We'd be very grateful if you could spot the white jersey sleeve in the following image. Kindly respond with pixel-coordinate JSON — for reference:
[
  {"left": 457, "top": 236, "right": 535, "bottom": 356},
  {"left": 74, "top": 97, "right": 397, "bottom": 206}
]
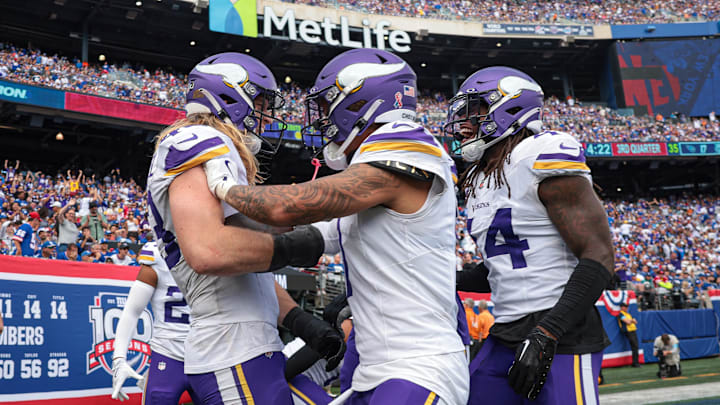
[
  {"left": 525, "top": 130, "right": 591, "bottom": 182},
  {"left": 312, "top": 219, "right": 341, "bottom": 255},
  {"left": 350, "top": 121, "right": 458, "bottom": 188}
]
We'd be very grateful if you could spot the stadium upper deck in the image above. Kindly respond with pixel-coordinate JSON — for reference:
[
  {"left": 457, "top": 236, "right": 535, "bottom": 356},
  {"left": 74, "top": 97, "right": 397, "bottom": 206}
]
[{"left": 278, "top": 0, "right": 720, "bottom": 25}]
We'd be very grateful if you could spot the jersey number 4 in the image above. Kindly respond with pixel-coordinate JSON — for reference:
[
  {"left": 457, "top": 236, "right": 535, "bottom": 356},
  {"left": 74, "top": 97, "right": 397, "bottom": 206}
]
[{"left": 485, "top": 208, "right": 529, "bottom": 269}]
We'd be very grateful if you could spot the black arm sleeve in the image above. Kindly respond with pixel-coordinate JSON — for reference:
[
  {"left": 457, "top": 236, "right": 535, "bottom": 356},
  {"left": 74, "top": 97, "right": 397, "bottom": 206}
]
[
  {"left": 456, "top": 262, "right": 491, "bottom": 293},
  {"left": 269, "top": 225, "right": 325, "bottom": 271},
  {"left": 537, "top": 258, "right": 613, "bottom": 340},
  {"left": 284, "top": 344, "right": 321, "bottom": 381}
]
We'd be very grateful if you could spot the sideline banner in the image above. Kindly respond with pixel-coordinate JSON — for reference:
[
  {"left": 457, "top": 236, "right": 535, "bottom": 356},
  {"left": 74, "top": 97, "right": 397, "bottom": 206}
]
[
  {"left": 459, "top": 290, "right": 720, "bottom": 368},
  {"left": 64, "top": 92, "right": 185, "bottom": 126},
  {"left": 0, "top": 256, "right": 146, "bottom": 404}
]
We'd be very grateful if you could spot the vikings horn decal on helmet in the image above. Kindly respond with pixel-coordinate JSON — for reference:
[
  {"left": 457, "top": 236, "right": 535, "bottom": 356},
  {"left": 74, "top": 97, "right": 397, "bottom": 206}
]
[
  {"left": 185, "top": 52, "right": 287, "bottom": 156},
  {"left": 443, "top": 66, "right": 544, "bottom": 162},
  {"left": 303, "top": 49, "right": 418, "bottom": 171}
]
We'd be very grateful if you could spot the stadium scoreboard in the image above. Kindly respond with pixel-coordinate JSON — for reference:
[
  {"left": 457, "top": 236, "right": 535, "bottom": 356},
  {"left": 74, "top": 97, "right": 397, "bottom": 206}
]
[{"left": 582, "top": 142, "right": 720, "bottom": 158}]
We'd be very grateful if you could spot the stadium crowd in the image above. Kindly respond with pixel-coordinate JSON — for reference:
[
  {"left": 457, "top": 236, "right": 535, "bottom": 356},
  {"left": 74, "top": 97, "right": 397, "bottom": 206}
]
[
  {"left": 0, "top": 160, "right": 148, "bottom": 266},
  {"left": 279, "top": 0, "right": 720, "bottom": 25},
  {"left": 2, "top": 43, "right": 720, "bottom": 144},
  {"left": 1, "top": 159, "right": 718, "bottom": 307}
]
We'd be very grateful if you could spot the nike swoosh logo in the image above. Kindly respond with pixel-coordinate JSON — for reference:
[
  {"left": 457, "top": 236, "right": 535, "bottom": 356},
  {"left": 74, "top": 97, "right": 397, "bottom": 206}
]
[
  {"left": 224, "top": 160, "right": 232, "bottom": 173},
  {"left": 392, "top": 122, "right": 413, "bottom": 129},
  {"left": 559, "top": 142, "right": 578, "bottom": 151},
  {"left": 518, "top": 339, "right": 531, "bottom": 359},
  {"left": 178, "top": 134, "right": 198, "bottom": 144}
]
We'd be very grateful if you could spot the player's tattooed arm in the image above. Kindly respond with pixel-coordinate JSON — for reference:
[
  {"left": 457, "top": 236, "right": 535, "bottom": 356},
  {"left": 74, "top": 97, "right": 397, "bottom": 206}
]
[
  {"left": 224, "top": 163, "right": 408, "bottom": 226},
  {"left": 538, "top": 175, "right": 614, "bottom": 272}
]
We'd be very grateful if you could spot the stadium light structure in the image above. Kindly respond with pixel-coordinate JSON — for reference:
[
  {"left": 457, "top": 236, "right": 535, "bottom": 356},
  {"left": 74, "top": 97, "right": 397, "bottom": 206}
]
[
  {"left": 55, "top": 132, "right": 64, "bottom": 141},
  {"left": 284, "top": 76, "right": 292, "bottom": 84}
]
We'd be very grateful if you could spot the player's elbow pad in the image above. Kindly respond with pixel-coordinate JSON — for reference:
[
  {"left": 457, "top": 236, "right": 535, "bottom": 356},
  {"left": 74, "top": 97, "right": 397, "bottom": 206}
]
[
  {"left": 457, "top": 262, "right": 491, "bottom": 293},
  {"left": 269, "top": 225, "right": 325, "bottom": 271}
]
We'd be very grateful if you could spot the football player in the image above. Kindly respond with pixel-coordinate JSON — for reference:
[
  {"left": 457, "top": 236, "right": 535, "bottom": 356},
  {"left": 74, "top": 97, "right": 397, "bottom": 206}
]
[
  {"left": 146, "top": 52, "right": 344, "bottom": 404},
  {"left": 111, "top": 241, "right": 200, "bottom": 404},
  {"left": 446, "top": 67, "right": 614, "bottom": 404},
  {"left": 203, "top": 48, "right": 469, "bottom": 405}
]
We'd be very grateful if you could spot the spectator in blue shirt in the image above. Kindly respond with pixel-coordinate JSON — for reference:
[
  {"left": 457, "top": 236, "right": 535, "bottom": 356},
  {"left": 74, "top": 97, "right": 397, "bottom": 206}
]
[
  {"left": 327, "top": 254, "right": 345, "bottom": 273},
  {"left": 12, "top": 211, "right": 41, "bottom": 256},
  {"left": 81, "top": 243, "right": 105, "bottom": 263},
  {"left": 35, "top": 241, "right": 57, "bottom": 259},
  {"left": 58, "top": 243, "right": 80, "bottom": 261}
]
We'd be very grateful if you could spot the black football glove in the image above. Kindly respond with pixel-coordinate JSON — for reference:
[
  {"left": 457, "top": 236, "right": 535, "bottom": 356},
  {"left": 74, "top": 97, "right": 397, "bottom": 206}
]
[
  {"left": 323, "top": 293, "right": 351, "bottom": 330},
  {"left": 507, "top": 327, "right": 558, "bottom": 400},
  {"left": 282, "top": 307, "right": 345, "bottom": 372}
]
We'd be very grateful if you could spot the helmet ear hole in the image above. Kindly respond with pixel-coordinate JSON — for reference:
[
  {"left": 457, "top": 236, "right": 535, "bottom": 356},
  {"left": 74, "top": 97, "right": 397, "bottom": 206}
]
[
  {"left": 346, "top": 100, "right": 367, "bottom": 112},
  {"left": 506, "top": 106, "right": 522, "bottom": 115},
  {"left": 219, "top": 94, "right": 238, "bottom": 105}
]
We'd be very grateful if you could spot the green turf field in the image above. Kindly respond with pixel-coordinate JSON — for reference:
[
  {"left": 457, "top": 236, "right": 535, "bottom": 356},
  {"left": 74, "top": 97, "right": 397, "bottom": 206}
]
[
  {"left": 652, "top": 397, "right": 720, "bottom": 405},
  {"left": 599, "top": 356, "right": 720, "bottom": 395}
]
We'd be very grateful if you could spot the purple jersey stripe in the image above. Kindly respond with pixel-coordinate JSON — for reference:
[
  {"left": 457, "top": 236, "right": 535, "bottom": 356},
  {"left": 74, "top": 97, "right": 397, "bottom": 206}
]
[
  {"left": 337, "top": 218, "right": 352, "bottom": 297},
  {"left": 536, "top": 151, "right": 586, "bottom": 163},
  {"left": 367, "top": 127, "right": 437, "bottom": 146},
  {"left": 164, "top": 136, "right": 224, "bottom": 171},
  {"left": 455, "top": 293, "right": 471, "bottom": 345}
]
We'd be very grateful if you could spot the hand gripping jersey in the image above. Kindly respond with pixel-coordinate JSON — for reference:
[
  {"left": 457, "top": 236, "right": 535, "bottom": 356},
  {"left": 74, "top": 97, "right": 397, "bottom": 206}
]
[
  {"left": 137, "top": 241, "right": 190, "bottom": 361},
  {"left": 466, "top": 131, "right": 591, "bottom": 324},
  {"left": 315, "top": 121, "right": 468, "bottom": 404},
  {"left": 146, "top": 125, "right": 282, "bottom": 374}
]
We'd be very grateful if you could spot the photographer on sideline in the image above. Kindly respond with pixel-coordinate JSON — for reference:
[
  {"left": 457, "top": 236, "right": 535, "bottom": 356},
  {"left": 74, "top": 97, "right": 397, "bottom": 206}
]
[{"left": 654, "top": 333, "right": 681, "bottom": 378}]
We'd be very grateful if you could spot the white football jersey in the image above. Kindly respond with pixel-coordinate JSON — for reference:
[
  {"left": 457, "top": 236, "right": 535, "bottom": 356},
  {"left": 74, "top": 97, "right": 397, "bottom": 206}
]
[
  {"left": 315, "top": 121, "right": 468, "bottom": 404},
  {"left": 466, "top": 130, "right": 592, "bottom": 324},
  {"left": 137, "top": 241, "right": 189, "bottom": 362},
  {"left": 147, "top": 124, "right": 282, "bottom": 374}
]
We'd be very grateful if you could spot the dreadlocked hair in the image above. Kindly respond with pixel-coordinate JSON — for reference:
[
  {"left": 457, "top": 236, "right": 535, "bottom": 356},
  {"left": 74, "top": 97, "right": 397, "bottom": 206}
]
[
  {"left": 460, "top": 128, "right": 533, "bottom": 199},
  {"left": 156, "top": 113, "right": 262, "bottom": 185}
]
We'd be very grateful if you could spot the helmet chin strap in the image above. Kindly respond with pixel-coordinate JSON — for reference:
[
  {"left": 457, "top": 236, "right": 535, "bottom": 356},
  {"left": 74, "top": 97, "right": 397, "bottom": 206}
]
[{"left": 324, "top": 99, "right": 384, "bottom": 170}]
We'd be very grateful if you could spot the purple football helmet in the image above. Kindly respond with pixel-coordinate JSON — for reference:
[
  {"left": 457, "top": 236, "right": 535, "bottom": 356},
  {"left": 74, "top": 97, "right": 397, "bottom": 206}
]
[
  {"left": 303, "top": 48, "right": 417, "bottom": 170},
  {"left": 444, "top": 66, "right": 544, "bottom": 162},
  {"left": 185, "top": 52, "right": 286, "bottom": 155}
]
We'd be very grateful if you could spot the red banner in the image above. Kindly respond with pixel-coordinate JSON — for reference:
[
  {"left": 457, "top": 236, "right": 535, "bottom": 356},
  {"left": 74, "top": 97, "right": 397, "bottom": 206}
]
[{"left": 64, "top": 92, "right": 185, "bottom": 125}]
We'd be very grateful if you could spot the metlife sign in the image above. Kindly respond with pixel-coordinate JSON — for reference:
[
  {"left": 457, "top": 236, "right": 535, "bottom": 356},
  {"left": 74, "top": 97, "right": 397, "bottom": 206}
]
[{"left": 209, "top": 0, "right": 412, "bottom": 53}]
